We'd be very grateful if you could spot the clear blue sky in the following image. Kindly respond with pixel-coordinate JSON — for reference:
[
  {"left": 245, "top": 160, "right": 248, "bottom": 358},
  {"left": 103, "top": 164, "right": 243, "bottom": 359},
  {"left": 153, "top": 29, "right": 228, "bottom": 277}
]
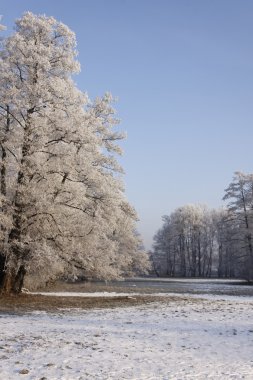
[{"left": 2, "top": 1, "right": 253, "bottom": 249}]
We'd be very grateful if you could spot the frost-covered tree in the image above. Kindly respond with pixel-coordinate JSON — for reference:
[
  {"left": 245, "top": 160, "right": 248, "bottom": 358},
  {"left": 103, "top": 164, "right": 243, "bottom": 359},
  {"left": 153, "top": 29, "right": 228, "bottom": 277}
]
[
  {"left": 152, "top": 205, "right": 227, "bottom": 278},
  {"left": 152, "top": 172, "right": 253, "bottom": 280},
  {"left": 112, "top": 201, "right": 150, "bottom": 276},
  {"left": 0, "top": 12, "right": 85, "bottom": 292},
  {"left": 213, "top": 208, "right": 237, "bottom": 278},
  {"left": 223, "top": 172, "right": 253, "bottom": 279},
  {"left": 152, "top": 205, "right": 216, "bottom": 277},
  {"left": 0, "top": 12, "right": 149, "bottom": 293},
  {"left": 0, "top": 16, "right": 8, "bottom": 286}
]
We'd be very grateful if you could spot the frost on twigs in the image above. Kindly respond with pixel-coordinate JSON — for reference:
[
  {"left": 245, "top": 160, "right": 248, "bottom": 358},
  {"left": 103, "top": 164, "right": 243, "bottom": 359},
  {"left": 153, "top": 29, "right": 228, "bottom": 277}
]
[
  {"left": 0, "top": 12, "right": 150, "bottom": 293},
  {"left": 152, "top": 171, "right": 253, "bottom": 280},
  {"left": 0, "top": 16, "right": 6, "bottom": 32}
]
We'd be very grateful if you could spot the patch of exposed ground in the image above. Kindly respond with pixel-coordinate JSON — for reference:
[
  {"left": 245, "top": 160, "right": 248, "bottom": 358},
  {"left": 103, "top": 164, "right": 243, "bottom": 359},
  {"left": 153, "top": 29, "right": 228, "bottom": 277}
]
[{"left": 0, "top": 293, "right": 174, "bottom": 313}]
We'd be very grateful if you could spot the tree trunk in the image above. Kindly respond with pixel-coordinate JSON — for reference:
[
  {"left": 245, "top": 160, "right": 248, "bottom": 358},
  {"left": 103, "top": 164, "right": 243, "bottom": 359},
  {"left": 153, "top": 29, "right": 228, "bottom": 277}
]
[
  {"left": 2, "top": 113, "right": 33, "bottom": 294},
  {"left": 0, "top": 254, "right": 6, "bottom": 287},
  {"left": 1, "top": 270, "right": 16, "bottom": 294},
  {"left": 1, "top": 265, "right": 26, "bottom": 294},
  {"left": 0, "top": 106, "right": 10, "bottom": 290},
  {"left": 197, "top": 233, "right": 201, "bottom": 277}
]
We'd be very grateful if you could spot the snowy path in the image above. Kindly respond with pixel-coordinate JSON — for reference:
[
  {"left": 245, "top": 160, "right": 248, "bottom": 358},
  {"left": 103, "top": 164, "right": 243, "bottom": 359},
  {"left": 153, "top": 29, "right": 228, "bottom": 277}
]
[{"left": 0, "top": 294, "right": 253, "bottom": 379}]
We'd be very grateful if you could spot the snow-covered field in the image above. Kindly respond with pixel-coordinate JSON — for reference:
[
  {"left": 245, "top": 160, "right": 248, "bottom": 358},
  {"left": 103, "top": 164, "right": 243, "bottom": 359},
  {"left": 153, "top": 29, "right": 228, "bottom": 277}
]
[{"left": 0, "top": 293, "right": 253, "bottom": 380}]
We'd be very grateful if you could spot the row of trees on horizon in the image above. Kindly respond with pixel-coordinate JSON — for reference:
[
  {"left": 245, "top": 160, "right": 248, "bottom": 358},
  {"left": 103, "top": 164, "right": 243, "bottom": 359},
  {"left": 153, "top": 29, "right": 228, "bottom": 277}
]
[{"left": 151, "top": 172, "right": 253, "bottom": 280}]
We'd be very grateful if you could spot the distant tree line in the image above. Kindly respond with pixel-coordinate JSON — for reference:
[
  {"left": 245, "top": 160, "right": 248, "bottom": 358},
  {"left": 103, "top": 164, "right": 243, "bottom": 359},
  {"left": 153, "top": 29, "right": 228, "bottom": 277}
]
[{"left": 151, "top": 172, "right": 253, "bottom": 280}]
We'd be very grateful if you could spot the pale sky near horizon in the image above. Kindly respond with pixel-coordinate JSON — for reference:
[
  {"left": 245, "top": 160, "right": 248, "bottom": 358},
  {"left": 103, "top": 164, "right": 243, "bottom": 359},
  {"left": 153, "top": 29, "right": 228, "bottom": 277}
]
[{"left": 1, "top": 0, "right": 253, "bottom": 249}]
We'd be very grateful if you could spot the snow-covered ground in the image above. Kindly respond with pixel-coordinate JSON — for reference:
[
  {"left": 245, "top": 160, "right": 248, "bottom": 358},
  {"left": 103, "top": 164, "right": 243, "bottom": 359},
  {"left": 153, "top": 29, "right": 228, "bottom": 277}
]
[{"left": 0, "top": 293, "right": 253, "bottom": 380}]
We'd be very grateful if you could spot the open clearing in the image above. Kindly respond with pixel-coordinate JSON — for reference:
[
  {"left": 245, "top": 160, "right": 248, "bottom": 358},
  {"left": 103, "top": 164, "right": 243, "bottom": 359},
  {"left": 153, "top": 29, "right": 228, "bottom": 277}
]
[{"left": 0, "top": 283, "right": 253, "bottom": 380}]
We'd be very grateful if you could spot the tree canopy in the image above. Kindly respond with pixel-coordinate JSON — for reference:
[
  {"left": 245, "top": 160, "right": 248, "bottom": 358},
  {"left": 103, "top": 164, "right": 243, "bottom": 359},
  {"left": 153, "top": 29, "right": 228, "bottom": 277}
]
[{"left": 0, "top": 12, "right": 150, "bottom": 293}]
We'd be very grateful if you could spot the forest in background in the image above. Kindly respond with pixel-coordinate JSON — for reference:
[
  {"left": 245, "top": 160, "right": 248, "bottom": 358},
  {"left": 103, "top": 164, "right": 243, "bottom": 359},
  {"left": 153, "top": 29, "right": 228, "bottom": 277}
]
[{"left": 151, "top": 172, "right": 253, "bottom": 280}]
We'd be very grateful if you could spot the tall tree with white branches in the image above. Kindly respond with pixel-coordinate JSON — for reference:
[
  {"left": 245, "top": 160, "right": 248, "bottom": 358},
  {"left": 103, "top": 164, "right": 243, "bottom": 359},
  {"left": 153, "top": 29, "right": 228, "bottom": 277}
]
[{"left": 0, "top": 13, "right": 149, "bottom": 293}]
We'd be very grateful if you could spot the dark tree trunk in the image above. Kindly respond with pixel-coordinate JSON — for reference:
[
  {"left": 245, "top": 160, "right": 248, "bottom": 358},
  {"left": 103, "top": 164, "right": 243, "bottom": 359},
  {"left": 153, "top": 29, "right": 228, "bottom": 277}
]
[
  {"left": 0, "top": 107, "right": 10, "bottom": 290},
  {"left": 191, "top": 248, "right": 196, "bottom": 277},
  {"left": 0, "top": 254, "right": 6, "bottom": 287},
  {"left": 1, "top": 105, "right": 10, "bottom": 196},
  {"left": 1, "top": 265, "right": 26, "bottom": 294},
  {"left": 1, "top": 113, "right": 33, "bottom": 295}
]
